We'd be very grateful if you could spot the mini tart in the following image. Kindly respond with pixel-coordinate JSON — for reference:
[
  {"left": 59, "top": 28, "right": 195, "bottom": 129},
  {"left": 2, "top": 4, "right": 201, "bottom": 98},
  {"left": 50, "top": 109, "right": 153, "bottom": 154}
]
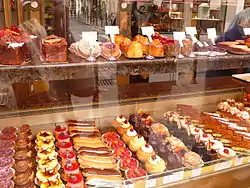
[
  {"left": 54, "top": 125, "right": 67, "bottom": 138},
  {"left": 151, "top": 123, "right": 170, "bottom": 137},
  {"left": 128, "top": 135, "right": 146, "bottom": 152},
  {"left": 37, "top": 131, "right": 54, "bottom": 142},
  {"left": 56, "top": 142, "right": 73, "bottom": 154},
  {"left": 145, "top": 155, "right": 166, "bottom": 174},
  {"left": 63, "top": 161, "right": 80, "bottom": 174},
  {"left": 37, "top": 149, "right": 57, "bottom": 160},
  {"left": 117, "top": 120, "right": 132, "bottom": 136},
  {"left": 57, "top": 133, "right": 70, "bottom": 143},
  {"left": 13, "top": 171, "right": 30, "bottom": 186},
  {"left": 182, "top": 151, "right": 203, "bottom": 168},
  {"left": 14, "top": 160, "right": 30, "bottom": 173},
  {"left": 40, "top": 179, "right": 64, "bottom": 188},
  {"left": 122, "top": 128, "right": 137, "bottom": 145},
  {"left": 36, "top": 139, "right": 55, "bottom": 149},
  {"left": 36, "top": 169, "right": 60, "bottom": 182},
  {"left": 15, "top": 139, "right": 31, "bottom": 150},
  {"left": 118, "top": 157, "right": 139, "bottom": 171},
  {"left": 60, "top": 150, "right": 76, "bottom": 166},
  {"left": 0, "top": 180, "right": 14, "bottom": 188},
  {"left": 37, "top": 158, "right": 59, "bottom": 171},
  {"left": 218, "top": 147, "right": 236, "bottom": 159},
  {"left": 66, "top": 173, "right": 84, "bottom": 188},
  {"left": 102, "top": 132, "right": 120, "bottom": 144},
  {"left": 136, "top": 144, "right": 155, "bottom": 162}
]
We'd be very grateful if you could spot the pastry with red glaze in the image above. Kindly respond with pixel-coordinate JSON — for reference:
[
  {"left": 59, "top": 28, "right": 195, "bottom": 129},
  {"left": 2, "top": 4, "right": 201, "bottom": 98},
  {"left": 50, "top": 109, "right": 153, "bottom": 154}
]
[
  {"left": 0, "top": 167, "right": 15, "bottom": 180},
  {"left": 136, "top": 143, "right": 155, "bottom": 162},
  {"left": 0, "top": 180, "right": 14, "bottom": 188},
  {"left": 108, "top": 139, "right": 125, "bottom": 150},
  {"left": 101, "top": 42, "right": 121, "bottom": 60},
  {"left": 122, "top": 128, "right": 138, "bottom": 145},
  {"left": 63, "top": 161, "right": 80, "bottom": 175},
  {"left": 218, "top": 147, "right": 236, "bottom": 159},
  {"left": 54, "top": 125, "right": 67, "bottom": 138},
  {"left": 57, "top": 142, "right": 73, "bottom": 154},
  {"left": 2, "top": 127, "right": 17, "bottom": 135},
  {"left": 60, "top": 150, "right": 76, "bottom": 166},
  {"left": 102, "top": 132, "right": 120, "bottom": 144},
  {"left": 113, "top": 147, "right": 132, "bottom": 160},
  {"left": 66, "top": 173, "right": 84, "bottom": 188},
  {"left": 118, "top": 157, "right": 139, "bottom": 171},
  {"left": 57, "top": 133, "right": 70, "bottom": 143},
  {"left": 125, "top": 167, "right": 147, "bottom": 180}
]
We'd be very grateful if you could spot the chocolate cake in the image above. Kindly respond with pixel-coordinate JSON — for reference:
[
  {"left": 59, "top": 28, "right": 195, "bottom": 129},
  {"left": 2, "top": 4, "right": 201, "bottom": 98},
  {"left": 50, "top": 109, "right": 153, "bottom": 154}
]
[{"left": 42, "top": 35, "right": 67, "bottom": 62}]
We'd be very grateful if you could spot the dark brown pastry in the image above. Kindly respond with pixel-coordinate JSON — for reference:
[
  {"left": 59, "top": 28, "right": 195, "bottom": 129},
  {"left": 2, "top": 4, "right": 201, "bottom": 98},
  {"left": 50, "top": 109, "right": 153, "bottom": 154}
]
[{"left": 15, "top": 139, "right": 31, "bottom": 150}]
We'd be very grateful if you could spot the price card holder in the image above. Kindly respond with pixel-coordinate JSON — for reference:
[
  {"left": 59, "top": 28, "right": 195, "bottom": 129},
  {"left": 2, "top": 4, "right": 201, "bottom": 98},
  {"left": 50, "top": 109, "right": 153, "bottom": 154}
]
[
  {"left": 105, "top": 26, "right": 119, "bottom": 43},
  {"left": 145, "top": 178, "right": 156, "bottom": 188},
  {"left": 243, "top": 28, "right": 250, "bottom": 35},
  {"left": 163, "top": 170, "right": 184, "bottom": 184},
  {"left": 185, "top": 27, "right": 197, "bottom": 36},
  {"left": 124, "top": 183, "right": 135, "bottom": 188},
  {"left": 191, "top": 168, "right": 202, "bottom": 178},
  {"left": 191, "top": 36, "right": 203, "bottom": 47},
  {"left": 141, "top": 26, "right": 155, "bottom": 42},
  {"left": 173, "top": 32, "right": 186, "bottom": 47},
  {"left": 215, "top": 160, "right": 232, "bottom": 171},
  {"left": 82, "top": 31, "right": 97, "bottom": 47},
  {"left": 235, "top": 157, "right": 244, "bottom": 166},
  {"left": 207, "top": 28, "right": 217, "bottom": 45}
]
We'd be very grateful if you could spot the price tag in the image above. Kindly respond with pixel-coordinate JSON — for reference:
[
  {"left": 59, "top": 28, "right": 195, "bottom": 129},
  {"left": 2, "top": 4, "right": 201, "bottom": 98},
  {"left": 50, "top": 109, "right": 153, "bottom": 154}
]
[
  {"left": 207, "top": 28, "right": 217, "bottom": 45},
  {"left": 215, "top": 160, "right": 232, "bottom": 171},
  {"left": 185, "top": 27, "right": 197, "bottom": 36},
  {"left": 124, "top": 183, "right": 135, "bottom": 188},
  {"left": 243, "top": 28, "right": 250, "bottom": 35},
  {"left": 105, "top": 26, "right": 119, "bottom": 43},
  {"left": 145, "top": 178, "right": 156, "bottom": 188},
  {"left": 82, "top": 31, "right": 97, "bottom": 41},
  {"left": 141, "top": 26, "right": 155, "bottom": 42},
  {"left": 173, "top": 32, "right": 186, "bottom": 47},
  {"left": 153, "top": 0, "right": 162, "bottom": 7},
  {"left": 191, "top": 168, "right": 202, "bottom": 177},
  {"left": 191, "top": 36, "right": 203, "bottom": 47},
  {"left": 163, "top": 170, "right": 184, "bottom": 184},
  {"left": 235, "top": 157, "right": 244, "bottom": 166}
]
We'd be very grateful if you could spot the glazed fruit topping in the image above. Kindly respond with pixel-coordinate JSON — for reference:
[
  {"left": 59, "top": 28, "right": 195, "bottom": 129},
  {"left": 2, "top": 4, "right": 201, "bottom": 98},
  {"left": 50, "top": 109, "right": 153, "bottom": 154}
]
[
  {"left": 55, "top": 125, "right": 66, "bottom": 132},
  {"left": 152, "top": 155, "right": 157, "bottom": 160},
  {"left": 127, "top": 167, "right": 147, "bottom": 179},
  {"left": 119, "top": 115, "right": 123, "bottom": 119},
  {"left": 58, "top": 142, "right": 72, "bottom": 148},
  {"left": 58, "top": 133, "right": 69, "bottom": 140},
  {"left": 124, "top": 120, "right": 128, "bottom": 124},
  {"left": 145, "top": 143, "right": 150, "bottom": 148},
  {"left": 11, "top": 26, "right": 20, "bottom": 33},
  {"left": 40, "top": 132, "right": 50, "bottom": 137},
  {"left": 130, "top": 128, "right": 134, "bottom": 132},
  {"left": 120, "top": 157, "right": 138, "bottom": 169},
  {"left": 61, "top": 150, "right": 75, "bottom": 159},
  {"left": 64, "top": 161, "right": 79, "bottom": 171},
  {"left": 110, "top": 139, "right": 124, "bottom": 149},
  {"left": 224, "top": 148, "right": 229, "bottom": 154},
  {"left": 114, "top": 147, "right": 131, "bottom": 159},
  {"left": 203, "top": 134, "right": 208, "bottom": 138},
  {"left": 67, "top": 173, "right": 83, "bottom": 184}
]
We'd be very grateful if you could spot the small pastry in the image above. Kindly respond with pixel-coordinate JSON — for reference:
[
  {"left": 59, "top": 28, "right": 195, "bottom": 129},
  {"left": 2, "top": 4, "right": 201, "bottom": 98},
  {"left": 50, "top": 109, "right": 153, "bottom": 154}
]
[
  {"left": 14, "top": 160, "right": 30, "bottom": 173},
  {"left": 113, "top": 147, "right": 132, "bottom": 160},
  {"left": 210, "top": 140, "right": 224, "bottom": 151},
  {"left": 118, "top": 157, "right": 139, "bottom": 171},
  {"left": 40, "top": 179, "right": 64, "bottom": 188},
  {"left": 15, "top": 139, "right": 31, "bottom": 150},
  {"left": 66, "top": 173, "right": 84, "bottom": 188},
  {"left": 101, "top": 42, "right": 121, "bottom": 60},
  {"left": 128, "top": 135, "right": 146, "bottom": 152},
  {"left": 102, "top": 132, "right": 120, "bottom": 144},
  {"left": 37, "top": 158, "right": 59, "bottom": 171},
  {"left": 63, "top": 161, "right": 80, "bottom": 175},
  {"left": 122, "top": 128, "right": 137, "bottom": 144},
  {"left": 136, "top": 143, "right": 155, "bottom": 162},
  {"left": 145, "top": 155, "right": 166, "bottom": 174},
  {"left": 0, "top": 141, "right": 15, "bottom": 150},
  {"left": 113, "top": 115, "right": 126, "bottom": 128},
  {"left": 149, "top": 39, "right": 164, "bottom": 57},
  {"left": 0, "top": 167, "right": 15, "bottom": 180},
  {"left": 125, "top": 167, "right": 147, "bottom": 180},
  {"left": 182, "top": 151, "right": 204, "bottom": 168},
  {"left": 0, "top": 180, "right": 14, "bottom": 188},
  {"left": 78, "top": 158, "right": 118, "bottom": 169},
  {"left": 76, "top": 146, "right": 111, "bottom": 154},
  {"left": 13, "top": 172, "right": 30, "bottom": 186},
  {"left": 60, "top": 150, "right": 76, "bottom": 166},
  {"left": 56, "top": 142, "right": 73, "bottom": 154},
  {"left": 54, "top": 125, "right": 67, "bottom": 138},
  {"left": 120, "top": 38, "right": 132, "bottom": 54},
  {"left": 37, "top": 148, "right": 57, "bottom": 160},
  {"left": 218, "top": 147, "right": 236, "bottom": 159},
  {"left": 117, "top": 120, "right": 132, "bottom": 136},
  {"left": 0, "top": 157, "right": 14, "bottom": 168},
  {"left": 125, "top": 41, "right": 144, "bottom": 58},
  {"left": 78, "top": 151, "right": 115, "bottom": 164},
  {"left": 134, "top": 34, "right": 149, "bottom": 55},
  {"left": 151, "top": 123, "right": 170, "bottom": 137},
  {"left": 37, "top": 131, "right": 54, "bottom": 142},
  {"left": 0, "top": 148, "right": 15, "bottom": 158},
  {"left": 114, "top": 34, "right": 125, "bottom": 47},
  {"left": 57, "top": 133, "right": 70, "bottom": 143},
  {"left": 36, "top": 169, "right": 60, "bottom": 183},
  {"left": 82, "top": 168, "right": 121, "bottom": 177},
  {"left": 2, "top": 127, "right": 17, "bottom": 135},
  {"left": 14, "top": 149, "right": 31, "bottom": 161},
  {"left": 36, "top": 139, "right": 55, "bottom": 149}
]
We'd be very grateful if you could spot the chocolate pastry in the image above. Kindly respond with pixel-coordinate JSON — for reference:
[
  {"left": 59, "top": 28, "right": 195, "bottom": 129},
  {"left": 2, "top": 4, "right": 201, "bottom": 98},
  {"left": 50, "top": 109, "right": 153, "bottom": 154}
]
[
  {"left": 13, "top": 172, "right": 30, "bottom": 186},
  {"left": 129, "top": 114, "right": 141, "bottom": 130},
  {"left": 203, "top": 150, "right": 217, "bottom": 162},
  {"left": 166, "top": 152, "right": 183, "bottom": 170},
  {"left": 158, "top": 141, "right": 172, "bottom": 157},
  {"left": 14, "top": 160, "right": 29, "bottom": 173},
  {"left": 192, "top": 142, "right": 206, "bottom": 159}
]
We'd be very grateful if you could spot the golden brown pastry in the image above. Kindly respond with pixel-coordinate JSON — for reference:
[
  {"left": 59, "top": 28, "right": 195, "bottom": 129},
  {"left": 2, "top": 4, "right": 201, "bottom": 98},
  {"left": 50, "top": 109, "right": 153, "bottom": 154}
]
[
  {"left": 136, "top": 143, "right": 155, "bottom": 162},
  {"left": 120, "top": 38, "right": 132, "bottom": 54},
  {"left": 145, "top": 155, "right": 166, "bottom": 174},
  {"left": 101, "top": 42, "right": 121, "bottom": 59},
  {"left": 128, "top": 135, "right": 146, "bottom": 152},
  {"left": 114, "top": 34, "right": 125, "bottom": 47},
  {"left": 134, "top": 34, "right": 149, "bottom": 55},
  {"left": 125, "top": 41, "right": 144, "bottom": 58},
  {"left": 78, "top": 158, "right": 118, "bottom": 169},
  {"left": 116, "top": 120, "right": 133, "bottom": 136},
  {"left": 149, "top": 39, "right": 164, "bottom": 57},
  {"left": 122, "top": 128, "right": 138, "bottom": 145}
]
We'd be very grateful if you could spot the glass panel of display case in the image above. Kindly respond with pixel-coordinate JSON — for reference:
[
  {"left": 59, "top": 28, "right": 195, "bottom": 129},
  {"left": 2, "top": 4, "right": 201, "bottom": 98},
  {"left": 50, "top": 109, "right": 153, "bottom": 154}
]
[{"left": 0, "top": 0, "right": 5, "bottom": 26}]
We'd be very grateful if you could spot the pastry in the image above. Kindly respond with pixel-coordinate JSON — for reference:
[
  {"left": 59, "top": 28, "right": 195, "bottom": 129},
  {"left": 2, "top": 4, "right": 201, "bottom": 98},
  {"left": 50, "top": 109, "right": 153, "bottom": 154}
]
[
  {"left": 134, "top": 34, "right": 149, "bottom": 55},
  {"left": 0, "top": 141, "right": 15, "bottom": 150},
  {"left": 122, "top": 128, "right": 138, "bottom": 145},
  {"left": 37, "top": 158, "right": 60, "bottom": 171},
  {"left": 0, "top": 148, "right": 15, "bottom": 158},
  {"left": 210, "top": 140, "right": 224, "bottom": 151},
  {"left": 145, "top": 155, "right": 166, "bottom": 174},
  {"left": 37, "top": 131, "right": 54, "bottom": 142},
  {"left": 182, "top": 151, "right": 203, "bottom": 168},
  {"left": 113, "top": 115, "right": 126, "bottom": 128},
  {"left": 66, "top": 173, "right": 84, "bottom": 188},
  {"left": 136, "top": 143, "right": 155, "bottom": 162},
  {"left": 63, "top": 161, "right": 80, "bottom": 175},
  {"left": 36, "top": 169, "right": 60, "bottom": 183},
  {"left": 54, "top": 125, "right": 67, "bottom": 138},
  {"left": 42, "top": 35, "right": 67, "bottom": 62},
  {"left": 57, "top": 133, "right": 70, "bottom": 143},
  {"left": 114, "top": 34, "right": 125, "bottom": 47},
  {"left": 150, "top": 123, "right": 170, "bottom": 137},
  {"left": 13, "top": 172, "right": 30, "bottom": 186},
  {"left": 118, "top": 157, "right": 139, "bottom": 171},
  {"left": 68, "top": 126, "right": 98, "bottom": 133},
  {"left": 181, "top": 39, "right": 193, "bottom": 56},
  {"left": 40, "top": 179, "right": 64, "bottom": 188},
  {"left": 149, "top": 39, "right": 164, "bottom": 57},
  {"left": 217, "top": 147, "right": 236, "bottom": 159},
  {"left": 0, "top": 167, "right": 15, "bottom": 180},
  {"left": 78, "top": 151, "right": 115, "bottom": 164},
  {"left": 125, "top": 41, "right": 144, "bottom": 58},
  {"left": 2, "top": 127, "right": 17, "bottom": 135},
  {"left": 102, "top": 132, "right": 120, "bottom": 144},
  {"left": 0, "top": 180, "right": 14, "bottom": 188},
  {"left": 66, "top": 120, "right": 95, "bottom": 126},
  {"left": 113, "top": 147, "right": 132, "bottom": 160},
  {"left": 82, "top": 168, "right": 121, "bottom": 177},
  {"left": 56, "top": 142, "right": 73, "bottom": 154},
  {"left": 36, "top": 139, "right": 55, "bottom": 149},
  {"left": 120, "top": 38, "right": 132, "bottom": 54},
  {"left": 116, "top": 120, "right": 132, "bottom": 136},
  {"left": 128, "top": 135, "right": 146, "bottom": 152},
  {"left": 14, "top": 149, "right": 31, "bottom": 161},
  {"left": 73, "top": 140, "right": 106, "bottom": 148},
  {"left": 37, "top": 148, "right": 57, "bottom": 160},
  {"left": 15, "top": 138, "right": 31, "bottom": 150},
  {"left": 0, "top": 157, "right": 14, "bottom": 168},
  {"left": 14, "top": 160, "right": 30, "bottom": 173},
  {"left": 101, "top": 42, "right": 121, "bottom": 60},
  {"left": 75, "top": 146, "right": 111, "bottom": 154},
  {"left": 60, "top": 150, "right": 76, "bottom": 166},
  {"left": 85, "top": 175, "right": 122, "bottom": 187},
  {"left": 125, "top": 167, "right": 147, "bottom": 180},
  {"left": 78, "top": 158, "right": 118, "bottom": 169}
]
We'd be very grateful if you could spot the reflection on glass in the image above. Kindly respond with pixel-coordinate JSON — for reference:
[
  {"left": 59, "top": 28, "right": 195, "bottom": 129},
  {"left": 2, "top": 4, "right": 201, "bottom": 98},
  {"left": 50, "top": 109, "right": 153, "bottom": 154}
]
[{"left": 0, "top": 0, "right": 5, "bottom": 26}]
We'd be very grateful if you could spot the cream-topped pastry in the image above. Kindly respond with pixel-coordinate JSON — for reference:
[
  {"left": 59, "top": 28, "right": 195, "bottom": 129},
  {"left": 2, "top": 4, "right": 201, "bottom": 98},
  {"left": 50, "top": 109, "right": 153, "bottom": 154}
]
[
  {"left": 117, "top": 120, "right": 132, "bottom": 136},
  {"left": 38, "top": 158, "right": 59, "bottom": 171},
  {"left": 116, "top": 115, "right": 126, "bottom": 123},
  {"left": 210, "top": 140, "right": 224, "bottom": 151},
  {"left": 145, "top": 155, "right": 166, "bottom": 174},
  {"left": 36, "top": 139, "right": 55, "bottom": 149},
  {"left": 36, "top": 169, "right": 60, "bottom": 182},
  {"left": 37, "top": 131, "right": 54, "bottom": 142},
  {"left": 241, "top": 111, "right": 249, "bottom": 120},
  {"left": 136, "top": 143, "right": 155, "bottom": 162},
  {"left": 40, "top": 179, "right": 64, "bottom": 188},
  {"left": 128, "top": 135, "right": 146, "bottom": 152},
  {"left": 199, "top": 133, "right": 213, "bottom": 143},
  {"left": 191, "top": 127, "right": 203, "bottom": 137},
  {"left": 218, "top": 147, "right": 236, "bottom": 159},
  {"left": 122, "top": 128, "right": 138, "bottom": 144},
  {"left": 37, "top": 149, "right": 57, "bottom": 160}
]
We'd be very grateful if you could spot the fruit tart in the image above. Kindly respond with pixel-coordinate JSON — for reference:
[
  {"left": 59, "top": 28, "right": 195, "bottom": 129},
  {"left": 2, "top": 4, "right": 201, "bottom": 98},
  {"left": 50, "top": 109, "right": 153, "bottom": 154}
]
[
  {"left": 125, "top": 167, "right": 147, "bottom": 180},
  {"left": 118, "top": 156, "right": 139, "bottom": 171},
  {"left": 63, "top": 161, "right": 80, "bottom": 175},
  {"left": 54, "top": 125, "right": 67, "bottom": 138},
  {"left": 113, "top": 147, "right": 132, "bottom": 160},
  {"left": 57, "top": 133, "right": 70, "bottom": 143},
  {"left": 102, "top": 132, "right": 120, "bottom": 144}
]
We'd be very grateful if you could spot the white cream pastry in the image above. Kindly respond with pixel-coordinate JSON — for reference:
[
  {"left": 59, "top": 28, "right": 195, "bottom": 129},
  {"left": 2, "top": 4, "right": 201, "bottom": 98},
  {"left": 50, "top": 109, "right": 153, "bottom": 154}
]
[
  {"left": 210, "top": 140, "right": 224, "bottom": 151},
  {"left": 121, "top": 121, "right": 131, "bottom": 129},
  {"left": 116, "top": 115, "right": 126, "bottom": 123},
  {"left": 199, "top": 134, "right": 213, "bottom": 143},
  {"left": 145, "top": 155, "right": 166, "bottom": 174},
  {"left": 36, "top": 169, "right": 60, "bottom": 182},
  {"left": 191, "top": 127, "right": 203, "bottom": 137},
  {"left": 128, "top": 135, "right": 146, "bottom": 152},
  {"left": 38, "top": 158, "right": 60, "bottom": 171},
  {"left": 218, "top": 147, "right": 236, "bottom": 159}
]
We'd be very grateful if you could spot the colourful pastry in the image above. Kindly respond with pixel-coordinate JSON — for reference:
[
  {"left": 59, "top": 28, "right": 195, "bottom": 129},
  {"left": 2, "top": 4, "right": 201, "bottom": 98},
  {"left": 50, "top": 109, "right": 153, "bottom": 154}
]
[
  {"left": 37, "top": 131, "right": 54, "bottom": 142},
  {"left": 54, "top": 125, "right": 67, "bottom": 138},
  {"left": 218, "top": 147, "right": 236, "bottom": 159},
  {"left": 128, "top": 135, "right": 146, "bottom": 152},
  {"left": 37, "top": 158, "right": 60, "bottom": 171},
  {"left": 122, "top": 128, "right": 137, "bottom": 145},
  {"left": 57, "top": 133, "right": 70, "bottom": 143},
  {"left": 145, "top": 155, "right": 166, "bottom": 174},
  {"left": 57, "top": 142, "right": 73, "bottom": 154},
  {"left": 40, "top": 179, "right": 64, "bottom": 188},
  {"left": 66, "top": 173, "right": 84, "bottom": 188},
  {"left": 136, "top": 143, "right": 155, "bottom": 162},
  {"left": 182, "top": 151, "right": 203, "bottom": 168},
  {"left": 118, "top": 157, "right": 139, "bottom": 171},
  {"left": 210, "top": 140, "right": 224, "bottom": 151},
  {"left": 117, "top": 120, "right": 133, "bottom": 136},
  {"left": 114, "top": 115, "right": 126, "bottom": 127},
  {"left": 60, "top": 150, "right": 76, "bottom": 166},
  {"left": 125, "top": 167, "right": 147, "bottom": 180},
  {"left": 102, "top": 132, "right": 120, "bottom": 144},
  {"left": 63, "top": 161, "right": 80, "bottom": 175}
]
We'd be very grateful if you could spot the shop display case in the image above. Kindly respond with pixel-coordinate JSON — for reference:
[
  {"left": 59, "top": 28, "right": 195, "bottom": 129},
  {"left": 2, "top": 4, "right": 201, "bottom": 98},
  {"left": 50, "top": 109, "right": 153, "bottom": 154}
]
[{"left": 1, "top": 0, "right": 250, "bottom": 187}]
